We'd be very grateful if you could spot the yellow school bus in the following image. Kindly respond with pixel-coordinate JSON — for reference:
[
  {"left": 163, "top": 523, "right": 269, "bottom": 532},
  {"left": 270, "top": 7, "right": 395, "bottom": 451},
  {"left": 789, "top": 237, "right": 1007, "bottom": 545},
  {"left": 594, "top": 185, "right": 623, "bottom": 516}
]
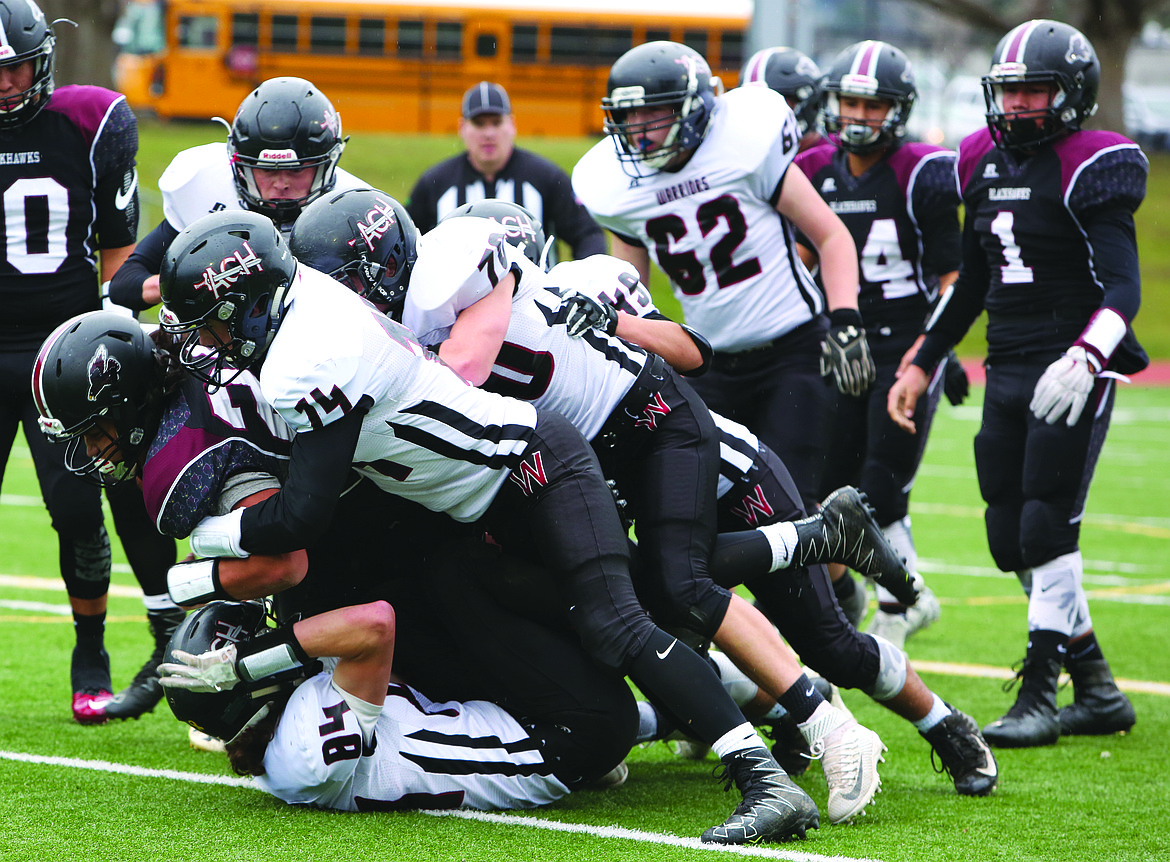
[{"left": 113, "top": 0, "right": 753, "bottom": 136}]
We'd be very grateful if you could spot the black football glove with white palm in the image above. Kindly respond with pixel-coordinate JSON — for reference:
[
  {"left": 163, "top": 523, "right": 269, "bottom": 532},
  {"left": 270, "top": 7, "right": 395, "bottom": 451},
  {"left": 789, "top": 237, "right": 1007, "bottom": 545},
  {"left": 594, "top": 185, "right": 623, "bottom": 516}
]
[
  {"left": 560, "top": 289, "right": 619, "bottom": 338},
  {"left": 820, "top": 308, "right": 876, "bottom": 397},
  {"left": 943, "top": 349, "right": 970, "bottom": 406}
]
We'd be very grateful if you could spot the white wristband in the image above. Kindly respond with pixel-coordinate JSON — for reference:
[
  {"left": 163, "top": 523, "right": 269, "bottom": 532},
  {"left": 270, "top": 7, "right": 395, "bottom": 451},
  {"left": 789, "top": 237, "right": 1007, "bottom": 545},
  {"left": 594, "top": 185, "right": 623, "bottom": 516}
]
[
  {"left": 1076, "top": 307, "right": 1127, "bottom": 371},
  {"left": 190, "top": 509, "right": 249, "bottom": 558},
  {"left": 167, "top": 558, "right": 221, "bottom": 606}
]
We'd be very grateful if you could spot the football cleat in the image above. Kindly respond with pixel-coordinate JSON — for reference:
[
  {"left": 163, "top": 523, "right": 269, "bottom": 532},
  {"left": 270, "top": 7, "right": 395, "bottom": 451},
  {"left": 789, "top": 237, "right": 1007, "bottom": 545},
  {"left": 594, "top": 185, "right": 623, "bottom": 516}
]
[
  {"left": 72, "top": 689, "right": 112, "bottom": 725},
  {"left": 701, "top": 747, "right": 820, "bottom": 844},
  {"left": 800, "top": 702, "right": 886, "bottom": 824},
  {"left": 590, "top": 759, "right": 629, "bottom": 789},
  {"left": 106, "top": 608, "right": 187, "bottom": 721},
  {"left": 865, "top": 586, "right": 941, "bottom": 651},
  {"left": 982, "top": 657, "right": 1062, "bottom": 748},
  {"left": 921, "top": 705, "right": 999, "bottom": 796},
  {"left": 1058, "top": 659, "right": 1136, "bottom": 736}
]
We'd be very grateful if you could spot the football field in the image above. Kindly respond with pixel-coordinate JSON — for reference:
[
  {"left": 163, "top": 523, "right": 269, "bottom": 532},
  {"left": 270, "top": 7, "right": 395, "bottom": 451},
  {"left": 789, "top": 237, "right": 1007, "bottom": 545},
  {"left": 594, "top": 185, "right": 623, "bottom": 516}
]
[{"left": 1, "top": 382, "right": 1168, "bottom": 862}]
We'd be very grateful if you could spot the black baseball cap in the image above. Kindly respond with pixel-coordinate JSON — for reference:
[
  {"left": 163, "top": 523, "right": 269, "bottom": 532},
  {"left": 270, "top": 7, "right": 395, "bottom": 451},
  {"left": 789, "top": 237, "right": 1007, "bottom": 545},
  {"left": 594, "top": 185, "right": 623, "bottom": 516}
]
[{"left": 462, "top": 81, "right": 511, "bottom": 118}]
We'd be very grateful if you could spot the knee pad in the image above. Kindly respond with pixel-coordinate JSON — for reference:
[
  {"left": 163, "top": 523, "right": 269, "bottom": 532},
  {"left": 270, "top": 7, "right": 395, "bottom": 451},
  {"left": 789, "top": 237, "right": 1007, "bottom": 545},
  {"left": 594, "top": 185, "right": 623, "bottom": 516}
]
[
  {"left": 61, "top": 526, "right": 112, "bottom": 600},
  {"left": 984, "top": 503, "right": 1025, "bottom": 572},
  {"left": 861, "top": 634, "right": 907, "bottom": 701}
]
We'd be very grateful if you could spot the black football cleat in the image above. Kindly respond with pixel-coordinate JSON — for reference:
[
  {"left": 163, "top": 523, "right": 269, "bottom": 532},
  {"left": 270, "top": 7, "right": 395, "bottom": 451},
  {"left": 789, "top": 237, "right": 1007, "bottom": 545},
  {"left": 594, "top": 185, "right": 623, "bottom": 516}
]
[{"left": 701, "top": 747, "right": 819, "bottom": 845}]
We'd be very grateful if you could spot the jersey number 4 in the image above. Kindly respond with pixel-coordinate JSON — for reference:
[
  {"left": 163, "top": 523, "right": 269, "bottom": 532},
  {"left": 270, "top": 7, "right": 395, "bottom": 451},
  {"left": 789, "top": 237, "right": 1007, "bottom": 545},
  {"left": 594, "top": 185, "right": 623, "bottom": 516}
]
[{"left": 645, "top": 194, "right": 761, "bottom": 295}]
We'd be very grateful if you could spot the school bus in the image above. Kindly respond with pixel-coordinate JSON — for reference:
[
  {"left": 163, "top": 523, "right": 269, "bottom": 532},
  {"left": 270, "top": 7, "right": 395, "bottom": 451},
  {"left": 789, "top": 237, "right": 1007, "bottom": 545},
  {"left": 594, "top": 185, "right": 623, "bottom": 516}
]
[{"left": 113, "top": 0, "right": 754, "bottom": 136}]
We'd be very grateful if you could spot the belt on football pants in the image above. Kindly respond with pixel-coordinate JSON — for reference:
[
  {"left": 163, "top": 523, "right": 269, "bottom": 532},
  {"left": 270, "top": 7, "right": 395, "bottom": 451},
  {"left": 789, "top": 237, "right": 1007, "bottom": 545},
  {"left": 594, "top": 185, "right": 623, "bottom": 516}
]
[{"left": 591, "top": 353, "right": 670, "bottom": 452}]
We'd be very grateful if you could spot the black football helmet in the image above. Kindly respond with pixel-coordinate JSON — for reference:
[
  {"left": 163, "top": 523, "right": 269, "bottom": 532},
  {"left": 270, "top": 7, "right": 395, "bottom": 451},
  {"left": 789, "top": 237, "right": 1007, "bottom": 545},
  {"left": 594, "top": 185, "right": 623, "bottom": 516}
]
[
  {"left": 289, "top": 187, "right": 418, "bottom": 313},
  {"left": 441, "top": 199, "right": 555, "bottom": 271},
  {"left": 739, "top": 47, "right": 823, "bottom": 137},
  {"left": 159, "top": 210, "right": 295, "bottom": 386},
  {"left": 0, "top": 0, "right": 56, "bottom": 130},
  {"left": 602, "top": 41, "right": 722, "bottom": 176},
  {"left": 31, "top": 311, "right": 168, "bottom": 484},
  {"left": 983, "top": 19, "right": 1099, "bottom": 151},
  {"left": 227, "top": 76, "right": 347, "bottom": 225},
  {"left": 162, "top": 601, "right": 316, "bottom": 744},
  {"left": 822, "top": 40, "right": 917, "bottom": 154}
]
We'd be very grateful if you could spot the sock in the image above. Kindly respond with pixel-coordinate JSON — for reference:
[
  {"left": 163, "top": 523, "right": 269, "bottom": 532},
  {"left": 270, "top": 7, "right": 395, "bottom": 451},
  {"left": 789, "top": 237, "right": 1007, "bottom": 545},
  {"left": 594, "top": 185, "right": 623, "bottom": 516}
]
[
  {"left": 1066, "top": 631, "right": 1105, "bottom": 666},
  {"left": 776, "top": 673, "right": 825, "bottom": 725},
  {"left": 71, "top": 612, "right": 110, "bottom": 692},
  {"left": 757, "top": 521, "right": 799, "bottom": 571},
  {"left": 913, "top": 694, "right": 951, "bottom": 733},
  {"left": 759, "top": 701, "right": 790, "bottom": 722},
  {"left": 711, "top": 721, "right": 764, "bottom": 759}
]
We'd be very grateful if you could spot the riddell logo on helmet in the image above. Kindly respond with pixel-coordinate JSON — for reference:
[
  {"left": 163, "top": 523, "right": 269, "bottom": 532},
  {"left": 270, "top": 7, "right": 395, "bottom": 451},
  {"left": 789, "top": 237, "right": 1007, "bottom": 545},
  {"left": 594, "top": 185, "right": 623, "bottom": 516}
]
[
  {"left": 350, "top": 198, "right": 397, "bottom": 252},
  {"left": 258, "top": 149, "right": 298, "bottom": 162},
  {"left": 195, "top": 241, "right": 265, "bottom": 299}
]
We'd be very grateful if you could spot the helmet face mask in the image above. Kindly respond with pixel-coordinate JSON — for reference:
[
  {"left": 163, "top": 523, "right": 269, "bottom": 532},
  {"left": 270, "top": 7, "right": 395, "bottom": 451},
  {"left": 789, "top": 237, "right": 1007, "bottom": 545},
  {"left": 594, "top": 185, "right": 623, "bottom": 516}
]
[
  {"left": 289, "top": 187, "right": 418, "bottom": 314},
  {"left": 982, "top": 20, "right": 1098, "bottom": 151},
  {"left": 739, "top": 47, "right": 823, "bottom": 137},
  {"left": 31, "top": 311, "right": 166, "bottom": 484},
  {"left": 159, "top": 211, "right": 296, "bottom": 387},
  {"left": 441, "top": 199, "right": 554, "bottom": 271},
  {"left": 227, "top": 77, "right": 347, "bottom": 224},
  {"left": 602, "top": 41, "right": 721, "bottom": 177},
  {"left": 822, "top": 40, "right": 916, "bottom": 155},
  {"left": 0, "top": 0, "right": 56, "bottom": 130}
]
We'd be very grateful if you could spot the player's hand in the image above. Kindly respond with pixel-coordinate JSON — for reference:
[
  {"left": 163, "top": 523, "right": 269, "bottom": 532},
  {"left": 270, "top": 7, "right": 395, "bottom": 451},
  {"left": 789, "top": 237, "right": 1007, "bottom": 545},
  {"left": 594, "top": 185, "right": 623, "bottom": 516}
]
[
  {"left": 561, "top": 289, "right": 618, "bottom": 338},
  {"left": 896, "top": 333, "right": 926, "bottom": 378},
  {"left": 821, "top": 309, "right": 876, "bottom": 397},
  {"left": 888, "top": 365, "right": 929, "bottom": 434},
  {"left": 190, "top": 509, "right": 248, "bottom": 558},
  {"left": 1030, "top": 345, "right": 1098, "bottom": 426},
  {"left": 943, "top": 350, "right": 970, "bottom": 406},
  {"left": 158, "top": 644, "right": 241, "bottom": 692}
]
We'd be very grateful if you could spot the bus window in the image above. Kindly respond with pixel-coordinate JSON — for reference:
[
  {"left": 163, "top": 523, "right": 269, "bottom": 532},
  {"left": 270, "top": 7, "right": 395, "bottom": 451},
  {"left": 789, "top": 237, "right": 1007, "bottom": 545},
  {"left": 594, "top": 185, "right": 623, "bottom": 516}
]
[
  {"left": 550, "top": 27, "right": 631, "bottom": 65},
  {"left": 646, "top": 29, "right": 670, "bottom": 43},
  {"left": 683, "top": 30, "right": 708, "bottom": 61},
  {"left": 179, "top": 15, "right": 218, "bottom": 49},
  {"left": 398, "top": 19, "right": 423, "bottom": 57},
  {"left": 358, "top": 19, "right": 385, "bottom": 55},
  {"left": 273, "top": 15, "right": 298, "bottom": 51},
  {"left": 720, "top": 31, "right": 745, "bottom": 69},
  {"left": 311, "top": 17, "right": 346, "bottom": 54},
  {"left": 437, "top": 21, "right": 462, "bottom": 60},
  {"left": 231, "top": 14, "right": 258, "bottom": 47},
  {"left": 512, "top": 24, "right": 538, "bottom": 63},
  {"left": 596, "top": 29, "right": 633, "bottom": 63},
  {"left": 476, "top": 33, "right": 498, "bottom": 59}
]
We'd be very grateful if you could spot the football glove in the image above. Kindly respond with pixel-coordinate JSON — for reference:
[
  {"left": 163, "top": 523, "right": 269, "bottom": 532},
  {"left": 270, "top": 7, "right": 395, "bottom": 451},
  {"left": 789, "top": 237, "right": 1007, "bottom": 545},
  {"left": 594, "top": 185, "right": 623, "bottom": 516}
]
[
  {"left": 1030, "top": 346, "right": 1098, "bottom": 426},
  {"left": 561, "top": 289, "right": 618, "bottom": 338},
  {"left": 821, "top": 309, "right": 876, "bottom": 397},
  {"left": 943, "top": 350, "right": 970, "bottom": 406},
  {"left": 190, "top": 508, "right": 248, "bottom": 558},
  {"left": 159, "top": 644, "right": 241, "bottom": 693}
]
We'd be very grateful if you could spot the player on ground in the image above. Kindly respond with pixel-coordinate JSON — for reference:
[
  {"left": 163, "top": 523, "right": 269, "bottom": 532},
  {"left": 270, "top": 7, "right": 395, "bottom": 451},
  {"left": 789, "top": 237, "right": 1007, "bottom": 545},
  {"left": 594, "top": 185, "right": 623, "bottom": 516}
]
[{"left": 888, "top": 20, "right": 1142, "bottom": 747}]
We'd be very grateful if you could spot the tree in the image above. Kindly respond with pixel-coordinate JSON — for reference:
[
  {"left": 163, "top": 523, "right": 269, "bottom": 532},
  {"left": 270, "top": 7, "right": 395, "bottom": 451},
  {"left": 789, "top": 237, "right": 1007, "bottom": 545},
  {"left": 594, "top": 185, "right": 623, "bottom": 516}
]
[
  {"left": 905, "top": 0, "right": 1170, "bottom": 134},
  {"left": 42, "top": 0, "right": 124, "bottom": 91}
]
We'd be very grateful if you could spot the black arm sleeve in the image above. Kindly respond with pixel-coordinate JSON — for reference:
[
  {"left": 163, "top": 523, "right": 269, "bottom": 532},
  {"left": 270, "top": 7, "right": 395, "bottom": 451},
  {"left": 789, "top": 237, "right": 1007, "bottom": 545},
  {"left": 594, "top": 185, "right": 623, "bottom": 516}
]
[
  {"left": 107, "top": 219, "right": 180, "bottom": 310},
  {"left": 239, "top": 396, "right": 372, "bottom": 554}
]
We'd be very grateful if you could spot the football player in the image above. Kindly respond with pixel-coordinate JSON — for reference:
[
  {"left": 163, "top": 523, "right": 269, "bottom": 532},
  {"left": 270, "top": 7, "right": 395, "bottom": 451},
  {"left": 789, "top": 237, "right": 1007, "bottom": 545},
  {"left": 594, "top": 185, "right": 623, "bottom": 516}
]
[
  {"left": 794, "top": 41, "right": 959, "bottom": 651},
  {"left": 0, "top": 0, "right": 184, "bottom": 724},
  {"left": 106, "top": 76, "right": 368, "bottom": 311},
  {"left": 738, "top": 46, "right": 827, "bottom": 152},
  {"left": 572, "top": 41, "right": 871, "bottom": 514},
  {"left": 160, "top": 209, "right": 822, "bottom": 845},
  {"left": 888, "top": 20, "right": 1143, "bottom": 747}
]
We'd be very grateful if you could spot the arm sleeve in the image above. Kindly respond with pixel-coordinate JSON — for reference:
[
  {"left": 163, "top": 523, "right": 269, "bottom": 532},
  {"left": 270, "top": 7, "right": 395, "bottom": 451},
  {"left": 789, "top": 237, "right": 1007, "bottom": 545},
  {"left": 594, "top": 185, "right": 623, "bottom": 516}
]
[
  {"left": 1083, "top": 209, "right": 1141, "bottom": 321},
  {"left": 239, "top": 397, "right": 371, "bottom": 554},
  {"left": 92, "top": 99, "right": 140, "bottom": 250},
  {"left": 107, "top": 219, "right": 179, "bottom": 310}
]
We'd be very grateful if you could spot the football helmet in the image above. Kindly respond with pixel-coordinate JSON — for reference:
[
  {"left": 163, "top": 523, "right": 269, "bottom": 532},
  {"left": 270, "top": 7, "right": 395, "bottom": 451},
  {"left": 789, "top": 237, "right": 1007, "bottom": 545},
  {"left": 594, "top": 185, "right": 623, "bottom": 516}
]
[
  {"left": 441, "top": 199, "right": 555, "bottom": 271},
  {"left": 289, "top": 187, "right": 418, "bottom": 313},
  {"left": 31, "top": 311, "right": 167, "bottom": 483},
  {"left": 983, "top": 19, "right": 1098, "bottom": 151},
  {"left": 739, "top": 47, "right": 823, "bottom": 137},
  {"left": 227, "top": 76, "right": 347, "bottom": 224},
  {"left": 159, "top": 210, "right": 295, "bottom": 386},
  {"left": 602, "top": 41, "right": 722, "bottom": 176},
  {"left": 162, "top": 601, "right": 314, "bottom": 744},
  {"left": 0, "top": 0, "right": 55, "bottom": 130},
  {"left": 822, "top": 40, "right": 916, "bottom": 154}
]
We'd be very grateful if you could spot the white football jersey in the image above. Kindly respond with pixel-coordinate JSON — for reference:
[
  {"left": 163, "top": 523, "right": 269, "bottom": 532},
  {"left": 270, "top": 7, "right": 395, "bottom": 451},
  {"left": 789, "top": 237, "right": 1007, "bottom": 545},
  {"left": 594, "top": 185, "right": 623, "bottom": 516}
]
[
  {"left": 260, "top": 265, "right": 538, "bottom": 522},
  {"left": 257, "top": 674, "right": 569, "bottom": 811},
  {"left": 404, "top": 220, "right": 653, "bottom": 441},
  {"left": 572, "top": 86, "right": 824, "bottom": 352},
  {"left": 159, "top": 142, "right": 366, "bottom": 234},
  {"left": 548, "top": 255, "right": 657, "bottom": 319}
]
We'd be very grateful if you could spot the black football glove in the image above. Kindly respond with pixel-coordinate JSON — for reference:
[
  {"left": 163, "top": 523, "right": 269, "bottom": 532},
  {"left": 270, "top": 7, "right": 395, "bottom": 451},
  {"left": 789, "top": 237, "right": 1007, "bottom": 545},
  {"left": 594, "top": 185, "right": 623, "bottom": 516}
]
[
  {"left": 943, "top": 350, "right": 970, "bottom": 406},
  {"left": 561, "top": 290, "right": 618, "bottom": 338},
  {"left": 820, "top": 308, "right": 876, "bottom": 397}
]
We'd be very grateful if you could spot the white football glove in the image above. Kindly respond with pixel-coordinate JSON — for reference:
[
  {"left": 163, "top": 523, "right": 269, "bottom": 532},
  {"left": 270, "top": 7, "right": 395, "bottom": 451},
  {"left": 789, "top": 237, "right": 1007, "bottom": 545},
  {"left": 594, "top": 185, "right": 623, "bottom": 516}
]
[
  {"left": 560, "top": 289, "right": 618, "bottom": 338},
  {"left": 158, "top": 644, "right": 241, "bottom": 692},
  {"left": 190, "top": 508, "right": 248, "bottom": 558},
  {"left": 1030, "top": 346, "right": 1098, "bottom": 426},
  {"left": 821, "top": 310, "right": 876, "bottom": 398}
]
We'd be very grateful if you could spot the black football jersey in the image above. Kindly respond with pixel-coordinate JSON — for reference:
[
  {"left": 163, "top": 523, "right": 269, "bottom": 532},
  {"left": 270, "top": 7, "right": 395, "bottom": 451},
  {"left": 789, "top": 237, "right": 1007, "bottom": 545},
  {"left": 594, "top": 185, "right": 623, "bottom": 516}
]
[{"left": 0, "top": 86, "right": 138, "bottom": 351}]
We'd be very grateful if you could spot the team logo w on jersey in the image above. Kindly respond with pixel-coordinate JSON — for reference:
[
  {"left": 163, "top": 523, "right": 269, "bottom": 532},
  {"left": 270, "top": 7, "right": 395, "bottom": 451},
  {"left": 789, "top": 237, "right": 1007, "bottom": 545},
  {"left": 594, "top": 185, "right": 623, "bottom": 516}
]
[
  {"left": 349, "top": 196, "right": 398, "bottom": 252},
  {"left": 634, "top": 392, "right": 671, "bottom": 431},
  {"left": 195, "top": 241, "right": 265, "bottom": 299},
  {"left": 509, "top": 451, "right": 548, "bottom": 496},
  {"left": 729, "top": 484, "right": 775, "bottom": 528},
  {"left": 86, "top": 344, "right": 121, "bottom": 403}
]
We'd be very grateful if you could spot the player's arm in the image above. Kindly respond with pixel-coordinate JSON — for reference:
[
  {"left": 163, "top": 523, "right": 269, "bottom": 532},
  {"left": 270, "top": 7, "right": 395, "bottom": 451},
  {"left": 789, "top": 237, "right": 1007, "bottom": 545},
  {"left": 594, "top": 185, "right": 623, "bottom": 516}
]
[
  {"left": 438, "top": 271, "right": 517, "bottom": 385},
  {"left": 775, "top": 166, "right": 858, "bottom": 313},
  {"left": 108, "top": 219, "right": 179, "bottom": 309},
  {"left": 610, "top": 234, "right": 652, "bottom": 287},
  {"left": 616, "top": 313, "right": 709, "bottom": 374}
]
